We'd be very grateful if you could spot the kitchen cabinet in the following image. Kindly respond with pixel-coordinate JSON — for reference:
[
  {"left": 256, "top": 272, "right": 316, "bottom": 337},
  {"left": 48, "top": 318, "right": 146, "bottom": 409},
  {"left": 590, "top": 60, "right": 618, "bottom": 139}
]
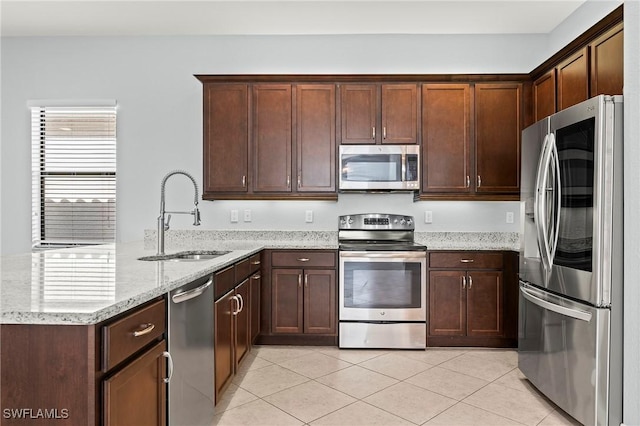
[
  {"left": 213, "top": 253, "right": 261, "bottom": 403},
  {"left": 427, "top": 251, "right": 518, "bottom": 347},
  {"left": 589, "top": 23, "right": 623, "bottom": 98},
  {"left": 252, "top": 84, "right": 292, "bottom": 193},
  {"left": 556, "top": 47, "right": 589, "bottom": 111},
  {"left": 267, "top": 250, "right": 337, "bottom": 338},
  {"left": 339, "top": 83, "right": 419, "bottom": 145},
  {"left": 474, "top": 83, "right": 521, "bottom": 194},
  {"left": 533, "top": 70, "right": 556, "bottom": 122},
  {"left": 0, "top": 297, "right": 168, "bottom": 426},
  {"left": 203, "top": 83, "right": 249, "bottom": 193},
  {"left": 421, "top": 82, "right": 521, "bottom": 198},
  {"left": 421, "top": 84, "right": 471, "bottom": 194}
]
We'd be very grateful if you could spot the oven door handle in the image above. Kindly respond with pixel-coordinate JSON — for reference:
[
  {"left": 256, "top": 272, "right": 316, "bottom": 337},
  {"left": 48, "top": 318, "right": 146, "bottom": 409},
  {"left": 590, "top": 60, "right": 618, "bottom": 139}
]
[{"left": 339, "top": 251, "right": 426, "bottom": 259}]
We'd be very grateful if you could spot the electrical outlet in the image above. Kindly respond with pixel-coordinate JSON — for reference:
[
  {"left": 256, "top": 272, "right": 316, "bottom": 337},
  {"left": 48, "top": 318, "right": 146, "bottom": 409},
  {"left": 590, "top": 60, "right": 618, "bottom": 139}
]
[
  {"left": 425, "top": 211, "right": 433, "bottom": 224},
  {"left": 305, "top": 210, "right": 313, "bottom": 223},
  {"left": 243, "top": 209, "right": 252, "bottom": 222},
  {"left": 230, "top": 210, "right": 239, "bottom": 223},
  {"left": 506, "top": 211, "right": 514, "bottom": 224}
]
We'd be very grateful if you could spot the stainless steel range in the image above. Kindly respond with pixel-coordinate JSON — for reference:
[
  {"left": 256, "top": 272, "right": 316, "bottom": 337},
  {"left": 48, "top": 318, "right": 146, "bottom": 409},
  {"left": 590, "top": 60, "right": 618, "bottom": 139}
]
[{"left": 338, "top": 213, "right": 427, "bottom": 349}]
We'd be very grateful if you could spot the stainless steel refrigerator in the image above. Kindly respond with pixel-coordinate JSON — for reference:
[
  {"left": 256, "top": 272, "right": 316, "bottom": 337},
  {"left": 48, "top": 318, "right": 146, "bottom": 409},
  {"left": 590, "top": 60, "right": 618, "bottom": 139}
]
[{"left": 519, "top": 95, "right": 623, "bottom": 426}]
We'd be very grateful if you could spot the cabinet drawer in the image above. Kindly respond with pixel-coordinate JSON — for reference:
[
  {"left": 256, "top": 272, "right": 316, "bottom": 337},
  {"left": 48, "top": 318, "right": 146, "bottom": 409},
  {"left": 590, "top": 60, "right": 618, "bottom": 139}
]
[
  {"left": 249, "top": 253, "right": 261, "bottom": 273},
  {"left": 103, "top": 299, "right": 166, "bottom": 372},
  {"left": 235, "top": 257, "right": 251, "bottom": 283},
  {"left": 271, "top": 251, "right": 336, "bottom": 268},
  {"left": 429, "top": 252, "right": 503, "bottom": 269},
  {"left": 215, "top": 266, "right": 235, "bottom": 300}
]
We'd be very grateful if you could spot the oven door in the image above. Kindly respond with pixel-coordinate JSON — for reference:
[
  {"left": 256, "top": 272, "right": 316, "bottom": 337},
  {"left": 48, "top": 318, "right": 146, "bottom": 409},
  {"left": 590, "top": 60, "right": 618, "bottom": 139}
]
[{"left": 339, "top": 251, "right": 426, "bottom": 321}]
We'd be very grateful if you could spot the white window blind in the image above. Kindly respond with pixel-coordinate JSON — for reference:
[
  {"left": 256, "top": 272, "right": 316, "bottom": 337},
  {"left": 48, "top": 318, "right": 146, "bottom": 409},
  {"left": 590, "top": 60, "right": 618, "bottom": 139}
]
[{"left": 31, "top": 106, "right": 117, "bottom": 248}]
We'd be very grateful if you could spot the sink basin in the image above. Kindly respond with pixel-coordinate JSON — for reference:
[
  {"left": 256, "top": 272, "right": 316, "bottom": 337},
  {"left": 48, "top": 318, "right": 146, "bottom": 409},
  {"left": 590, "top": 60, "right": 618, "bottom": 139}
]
[{"left": 138, "top": 250, "right": 231, "bottom": 262}]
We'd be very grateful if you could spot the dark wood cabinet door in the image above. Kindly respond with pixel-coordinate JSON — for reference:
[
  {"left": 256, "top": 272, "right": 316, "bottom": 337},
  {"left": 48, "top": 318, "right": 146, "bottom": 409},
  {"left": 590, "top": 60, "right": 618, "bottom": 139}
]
[
  {"left": 250, "top": 272, "right": 261, "bottom": 343},
  {"left": 296, "top": 84, "right": 336, "bottom": 192},
  {"left": 590, "top": 23, "right": 623, "bottom": 97},
  {"left": 533, "top": 70, "right": 556, "bottom": 122},
  {"left": 422, "top": 84, "right": 471, "bottom": 193},
  {"left": 466, "top": 271, "right": 504, "bottom": 337},
  {"left": 474, "top": 83, "right": 521, "bottom": 194},
  {"left": 103, "top": 340, "right": 166, "bottom": 426},
  {"left": 272, "top": 268, "right": 303, "bottom": 334},
  {"left": 557, "top": 47, "right": 589, "bottom": 110},
  {"left": 214, "top": 290, "right": 234, "bottom": 401},
  {"left": 382, "top": 84, "right": 418, "bottom": 144},
  {"left": 340, "top": 84, "right": 378, "bottom": 144},
  {"left": 204, "top": 84, "right": 249, "bottom": 193},
  {"left": 428, "top": 271, "right": 466, "bottom": 336},
  {"left": 303, "top": 269, "right": 336, "bottom": 335},
  {"left": 253, "top": 84, "right": 292, "bottom": 192},
  {"left": 235, "top": 280, "right": 251, "bottom": 366}
]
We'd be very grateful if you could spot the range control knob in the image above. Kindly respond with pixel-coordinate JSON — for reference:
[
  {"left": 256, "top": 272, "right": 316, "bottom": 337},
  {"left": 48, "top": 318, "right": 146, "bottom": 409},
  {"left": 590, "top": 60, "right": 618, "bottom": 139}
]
[
  {"left": 400, "top": 218, "right": 406, "bottom": 225},
  {"left": 407, "top": 218, "right": 413, "bottom": 225},
  {"left": 348, "top": 217, "right": 354, "bottom": 225},
  {"left": 339, "top": 218, "right": 346, "bottom": 226}
]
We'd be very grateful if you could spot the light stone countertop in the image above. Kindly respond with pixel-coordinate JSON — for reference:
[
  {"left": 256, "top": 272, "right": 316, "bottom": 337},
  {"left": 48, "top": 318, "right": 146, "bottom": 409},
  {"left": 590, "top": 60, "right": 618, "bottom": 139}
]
[{"left": 2, "top": 230, "right": 519, "bottom": 326}]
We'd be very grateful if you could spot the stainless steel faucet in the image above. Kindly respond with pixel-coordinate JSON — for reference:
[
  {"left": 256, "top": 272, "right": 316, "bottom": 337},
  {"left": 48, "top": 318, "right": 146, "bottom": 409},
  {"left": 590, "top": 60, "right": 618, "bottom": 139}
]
[{"left": 157, "top": 170, "right": 201, "bottom": 255}]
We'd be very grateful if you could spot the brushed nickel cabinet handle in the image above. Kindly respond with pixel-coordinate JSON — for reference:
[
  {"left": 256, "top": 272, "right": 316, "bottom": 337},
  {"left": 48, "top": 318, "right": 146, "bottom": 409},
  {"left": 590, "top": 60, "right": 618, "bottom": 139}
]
[
  {"left": 133, "top": 323, "right": 155, "bottom": 337},
  {"left": 462, "top": 276, "right": 466, "bottom": 289},
  {"left": 242, "top": 175, "right": 246, "bottom": 187},
  {"left": 252, "top": 274, "right": 261, "bottom": 280},
  {"left": 298, "top": 175, "right": 301, "bottom": 188},
  {"left": 287, "top": 175, "right": 291, "bottom": 187},
  {"left": 231, "top": 295, "right": 239, "bottom": 316},
  {"left": 460, "top": 259, "right": 474, "bottom": 263},
  {"left": 236, "top": 294, "right": 244, "bottom": 312},
  {"left": 305, "top": 274, "right": 308, "bottom": 288},
  {"left": 372, "top": 127, "right": 376, "bottom": 139},
  {"left": 466, "top": 176, "right": 470, "bottom": 188},
  {"left": 468, "top": 276, "right": 473, "bottom": 289},
  {"left": 477, "top": 175, "right": 482, "bottom": 188},
  {"left": 251, "top": 260, "right": 261, "bottom": 265},
  {"left": 383, "top": 126, "right": 387, "bottom": 139},
  {"left": 298, "top": 274, "right": 302, "bottom": 288},
  {"left": 297, "top": 257, "right": 310, "bottom": 262}
]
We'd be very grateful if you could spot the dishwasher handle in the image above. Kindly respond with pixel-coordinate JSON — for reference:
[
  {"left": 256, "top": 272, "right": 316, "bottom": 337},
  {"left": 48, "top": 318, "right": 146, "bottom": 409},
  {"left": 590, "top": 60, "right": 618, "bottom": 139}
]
[{"left": 171, "top": 277, "right": 213, "bottom": 304}]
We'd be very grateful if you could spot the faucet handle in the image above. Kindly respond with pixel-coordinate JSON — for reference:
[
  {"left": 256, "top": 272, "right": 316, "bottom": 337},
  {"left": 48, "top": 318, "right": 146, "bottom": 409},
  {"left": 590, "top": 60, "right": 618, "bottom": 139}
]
[{"left": 164, "top": 214, "right": 171, "bottom": 231}]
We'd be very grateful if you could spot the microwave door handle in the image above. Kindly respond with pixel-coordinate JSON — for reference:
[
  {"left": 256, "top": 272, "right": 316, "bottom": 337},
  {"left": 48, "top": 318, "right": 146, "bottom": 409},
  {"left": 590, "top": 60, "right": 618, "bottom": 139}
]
[{"left": 401, "top": 152, "right": 407, "bottom": 182}]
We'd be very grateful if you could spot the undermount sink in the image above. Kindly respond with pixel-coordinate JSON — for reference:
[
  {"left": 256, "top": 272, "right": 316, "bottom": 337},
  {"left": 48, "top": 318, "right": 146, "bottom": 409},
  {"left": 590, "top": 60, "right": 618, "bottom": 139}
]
[{"left": 138, "top": 250, "right": 231, "bottom": 262}]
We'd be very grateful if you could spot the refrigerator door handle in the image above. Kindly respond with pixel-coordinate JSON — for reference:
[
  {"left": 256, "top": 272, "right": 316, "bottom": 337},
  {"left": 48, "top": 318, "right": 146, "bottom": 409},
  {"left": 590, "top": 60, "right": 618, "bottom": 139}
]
[
  {"left": 520, "top": 285, "right": 592, "bottom": 322},
  {"left": 548, "top": 133, "right": 562, "bottom": 263},
  {"left": 536, "top": 134, "right": 554, "bottom": 272}
]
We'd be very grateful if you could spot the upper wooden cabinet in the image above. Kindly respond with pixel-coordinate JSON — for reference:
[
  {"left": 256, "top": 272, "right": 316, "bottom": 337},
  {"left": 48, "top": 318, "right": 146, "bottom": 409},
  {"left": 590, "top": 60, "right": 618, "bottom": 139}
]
[
  {"left": 339, "top": 83, "right": 419, "bottom": 144},
  {"left": 203, "top": 84, "right": 249, "bottom": 193},
  {"left": 556, "top": 47, "right": 589, "bottom": 111},
  {"left": 421, "top": 84, "right": 472, "bottom": 194},
  {"left": 533, "top": 70, "right": 556, "bottom": 122},
  {"left": 252, "top": 84, "right": 292, "bottom": 193},
  {"left": 474, "top": 83, "right": 521, "bottom": 194},
  {"left": 200, "top": 81, "right": 337, "bottom": 200},
  {"left": 590, "top": 23, "right": 623, "bottom": 98}
]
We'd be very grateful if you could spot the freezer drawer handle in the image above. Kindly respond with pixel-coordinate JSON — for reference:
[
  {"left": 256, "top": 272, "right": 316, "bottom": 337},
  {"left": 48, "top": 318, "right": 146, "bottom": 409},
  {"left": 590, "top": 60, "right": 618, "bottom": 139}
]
[
  {"left": 520, "top": 286, "right": 592, "bottom": 322},
  {"left": 172, "top": 277, "right": 213, "bottom": 304}
]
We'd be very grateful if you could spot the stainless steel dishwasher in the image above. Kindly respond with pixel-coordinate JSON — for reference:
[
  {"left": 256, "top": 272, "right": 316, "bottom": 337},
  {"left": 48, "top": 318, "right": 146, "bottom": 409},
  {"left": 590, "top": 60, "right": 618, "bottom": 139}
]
[{"left": 168, "top": 273, "right": 215, "bottom": 425}]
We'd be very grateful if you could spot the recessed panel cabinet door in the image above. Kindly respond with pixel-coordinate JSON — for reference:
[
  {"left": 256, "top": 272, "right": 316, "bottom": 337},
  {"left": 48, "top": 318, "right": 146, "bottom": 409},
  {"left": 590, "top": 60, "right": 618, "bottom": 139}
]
[
  {"left": 296, "top": 84, "right": 336, "bottom": 192},
  {"left": 557, "top": 47, "right": 589, "bottom": 110},
  {"left": 422, "top": 84, "right": 471, "bottom": 193},
  {"left": 590, "top": 23, "right": 623, "bottom": 97},
  {"left": 340, "top": 84, "right": 378, "bottom": 144},
  {"left": 253, "top": 85, "right": 292, "bottom": 192},
  {"left": 474, "top": 83, "right": 521, "bottom": 194},
  {"left": 382, "top": 84, "right": 418, "bottom": 144},
  {"left": 466, "top": 271, "right": 504, "bottom": 337},
  {"left": 204, "top": 84, "right": 249, "bottom": 193},
  {"left": 235, "top": 280, "right": 251, "bottom": 367},
  {"left": 303, "top": 269, "right": 336, "bottom": 334},
  {"left": 214, "top": 290, "right": 234, "bottom": 401},
  {"left": 533, "top": 70, "right": 556, "bottom": 122},
  {"left": 272, "top": 268, "right": 303, "bottom": 334},
  {"left": 103, "top": 341, "right": 167, "bottom": 426},
  {"left": 428, "top": 271, "right": 466, "bottom": 336}
]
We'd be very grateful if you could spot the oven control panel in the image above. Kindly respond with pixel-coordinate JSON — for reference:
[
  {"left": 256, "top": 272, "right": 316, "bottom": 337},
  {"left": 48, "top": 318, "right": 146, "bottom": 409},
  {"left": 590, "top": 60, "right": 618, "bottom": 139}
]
[{"left": 339, "top": 213, "right": 414, "bottom": 230}]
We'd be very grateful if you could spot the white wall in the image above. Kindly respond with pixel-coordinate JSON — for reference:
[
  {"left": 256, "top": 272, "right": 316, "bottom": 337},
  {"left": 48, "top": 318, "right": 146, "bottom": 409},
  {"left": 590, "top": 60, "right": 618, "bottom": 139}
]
[{"left": 0, "top": 2, "right": 622, "bottom": 255}]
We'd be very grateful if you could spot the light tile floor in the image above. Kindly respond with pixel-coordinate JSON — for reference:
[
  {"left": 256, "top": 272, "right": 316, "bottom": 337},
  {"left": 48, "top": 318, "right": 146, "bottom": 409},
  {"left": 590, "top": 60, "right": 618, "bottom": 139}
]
[{"left": 212, "top": 346, "right": 582, "bottom": 426}]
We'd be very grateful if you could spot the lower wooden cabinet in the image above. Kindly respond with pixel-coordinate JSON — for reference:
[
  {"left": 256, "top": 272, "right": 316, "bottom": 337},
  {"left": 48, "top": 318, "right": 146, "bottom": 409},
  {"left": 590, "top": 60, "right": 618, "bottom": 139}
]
[
  {"left": 103, "top": 341, "right": 167, "bottom": 426},
  {"left": 428, "top": 251, "right": 517, "bottom": 347}
]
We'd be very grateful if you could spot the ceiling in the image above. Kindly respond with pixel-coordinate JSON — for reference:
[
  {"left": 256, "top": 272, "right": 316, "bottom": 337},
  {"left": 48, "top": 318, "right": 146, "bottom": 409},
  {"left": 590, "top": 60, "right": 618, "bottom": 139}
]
[{"left": 1, "top": 0, "right": 588, "bottom": 37}]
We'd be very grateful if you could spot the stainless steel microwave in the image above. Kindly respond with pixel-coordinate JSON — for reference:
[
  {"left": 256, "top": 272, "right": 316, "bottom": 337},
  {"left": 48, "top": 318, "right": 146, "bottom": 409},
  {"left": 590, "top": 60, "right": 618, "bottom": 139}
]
[{"left": 339, "top": 145, "right": 420, "bottom": 191}]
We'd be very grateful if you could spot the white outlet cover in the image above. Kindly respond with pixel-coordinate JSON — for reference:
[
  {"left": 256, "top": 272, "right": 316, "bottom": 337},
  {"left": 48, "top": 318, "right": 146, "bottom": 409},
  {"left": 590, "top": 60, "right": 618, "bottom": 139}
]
[
  {"left": 506, "top": 211, "right": 514, "bottom": 224},
  {"left": 230, "top": 210, "right": 239, "bottom": 223},
  {"left": 425, "top": 211, "right": 433, "bottom": 224},
  {"left": 244, "top": 209, "right": 252, "bottom": 222},
  {"left": 305, "top": 210, "right": 313, "bottom": 223}
]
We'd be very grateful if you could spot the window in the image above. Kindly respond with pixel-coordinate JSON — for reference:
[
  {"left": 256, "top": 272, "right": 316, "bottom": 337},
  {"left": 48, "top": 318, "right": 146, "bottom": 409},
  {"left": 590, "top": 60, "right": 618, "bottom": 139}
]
[{"left": 31, "top": 105, "right": 116, "bottom": 248}]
